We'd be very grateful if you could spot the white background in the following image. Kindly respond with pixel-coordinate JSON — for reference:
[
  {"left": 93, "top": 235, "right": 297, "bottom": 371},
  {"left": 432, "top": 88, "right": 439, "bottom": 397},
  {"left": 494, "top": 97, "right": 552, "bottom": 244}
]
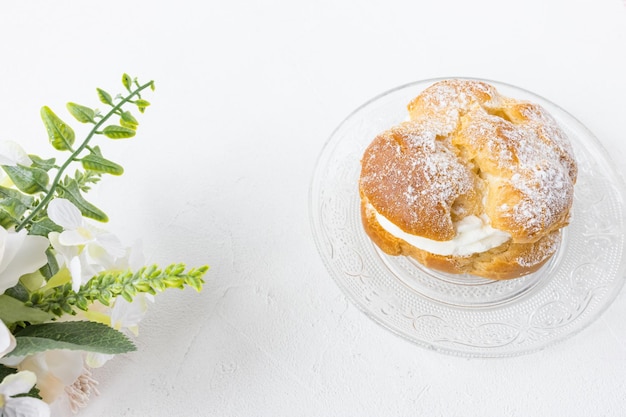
[{"left": 1, "top": 1, "right": 626, "bottom": 416}]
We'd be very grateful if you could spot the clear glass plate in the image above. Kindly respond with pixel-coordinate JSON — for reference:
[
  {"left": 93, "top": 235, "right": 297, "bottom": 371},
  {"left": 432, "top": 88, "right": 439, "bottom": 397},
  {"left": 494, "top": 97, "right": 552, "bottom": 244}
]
[{"left": 309, "top": 78, "right": 626, "bottom": 358}]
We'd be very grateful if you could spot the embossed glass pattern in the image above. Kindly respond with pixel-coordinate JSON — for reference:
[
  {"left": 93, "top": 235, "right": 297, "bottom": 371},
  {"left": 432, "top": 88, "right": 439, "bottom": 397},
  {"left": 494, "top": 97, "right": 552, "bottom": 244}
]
[{"left": 310, "top": 78, "right": 626, "bottom": 357}]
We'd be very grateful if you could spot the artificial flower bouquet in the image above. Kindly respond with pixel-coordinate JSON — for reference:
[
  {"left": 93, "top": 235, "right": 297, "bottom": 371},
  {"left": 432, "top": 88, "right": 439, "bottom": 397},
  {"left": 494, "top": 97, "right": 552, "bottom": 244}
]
[{"left": 0, "top": 75, "right": 207, "bottom": 416}]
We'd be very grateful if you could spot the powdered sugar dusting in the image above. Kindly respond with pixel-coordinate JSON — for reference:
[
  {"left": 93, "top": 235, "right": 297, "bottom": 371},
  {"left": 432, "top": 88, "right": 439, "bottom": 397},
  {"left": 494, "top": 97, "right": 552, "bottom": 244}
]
[
  {"left": 462, "top": 106, "right": 576, "bottom": 239},
  {"left": 516, "top": 232, "right": 560, "bottom": 268},
  {"left": 360, "top": 121, "right": 476, "bottom": 239}
]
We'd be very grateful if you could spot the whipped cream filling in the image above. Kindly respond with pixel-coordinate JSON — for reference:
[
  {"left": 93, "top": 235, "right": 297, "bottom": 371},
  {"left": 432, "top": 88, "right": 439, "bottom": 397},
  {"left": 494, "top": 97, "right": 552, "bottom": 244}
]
[{"left": 372, "top": 205, "right": 510, "bottom": 256}]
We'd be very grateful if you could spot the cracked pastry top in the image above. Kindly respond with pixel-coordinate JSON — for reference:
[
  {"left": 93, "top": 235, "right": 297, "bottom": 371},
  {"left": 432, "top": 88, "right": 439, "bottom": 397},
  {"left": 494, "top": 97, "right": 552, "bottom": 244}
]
[{"left": 359, "top": 79, "right": 578, "bottom": 280}]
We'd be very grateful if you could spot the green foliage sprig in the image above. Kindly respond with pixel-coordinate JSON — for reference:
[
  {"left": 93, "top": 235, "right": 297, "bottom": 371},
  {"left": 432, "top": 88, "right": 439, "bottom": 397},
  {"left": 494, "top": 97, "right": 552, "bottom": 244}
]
[
  {"left": 26, "top": 264, "right": 207, "bottom": 316},
  {"left": 1, "top": 74, "right": 155, "bottom": 233}
]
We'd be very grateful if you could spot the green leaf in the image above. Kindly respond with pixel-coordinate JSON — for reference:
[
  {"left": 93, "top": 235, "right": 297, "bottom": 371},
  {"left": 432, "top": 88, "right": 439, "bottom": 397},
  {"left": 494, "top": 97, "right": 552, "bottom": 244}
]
[
  {"left": 1, "top": 165, "right": 49, "bottom": 194},
  {"left": 7, "top": 321, "right": 136, "bottom": 357},
  {"left": 81, "top": 154, "right": 124, "bottom": 175},
  {"left": 0, "top": 197, "right": 29, "bottom": 228},
  {"left": 119, "top": 111, "right": 138, "bottom": 130},
  {"left": 0, "top": 295, "right": 54, "bottom": 326},
  {"left": 0, "top": 185, "right": 32, "bottom": 203},
  {"left": 66, "top": 102, "right": 96, "bottom": 123},
  {"left": 20, "top": 272, "right": 45, "bottom": 293},
  {"left": 102, "top": 125, "right": 136, "bottom": 139},
  {"left": 40, "top": 106, "right": 75, "bottom": 151},
  {"left": 39, "top": 247, "right": 60, "bottom": 280},
  {"left": 135, "top": 99, "right": 150, "bottom": 113},
  {"left": 29, "top": 216, "right": 63, "bottom": 237},
  {"left": 28, "top": 155, "right": 56, "bottom": 171},
  {"left": 135, "top": 99, "right": 150, "bottom": 108},
  {"left": 0, "top": 187, "right": 32, "bottom": 227},
  {"left": 69, "top": 168, "right": 102, "bottom": 193},
  {"left": 58, "top": 179, "right": 108, "bottom": 222},
  {"left": 45, "top": 267, "right": 71, "bottom": 289},
  {"left": 0, "top": 365, "right": 16, "bottom": 382},
  {"left": 0, "top": 211, "right": 17, "bottom": 229},
  {"left": 96, "top": 88, "right": 114, "bottom": 106},
  {"left": 3, "top": 282, "right": 29, "bottom": 302},
  {"left": 122, "top": 73, "right": 133, "bottom": 91}
]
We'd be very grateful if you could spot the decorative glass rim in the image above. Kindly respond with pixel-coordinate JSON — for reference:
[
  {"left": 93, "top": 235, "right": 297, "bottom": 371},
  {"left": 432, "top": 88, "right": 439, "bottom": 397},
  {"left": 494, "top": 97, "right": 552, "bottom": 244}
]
[{"left": 309, "top": 77, "right": 626, "bottom": 358}]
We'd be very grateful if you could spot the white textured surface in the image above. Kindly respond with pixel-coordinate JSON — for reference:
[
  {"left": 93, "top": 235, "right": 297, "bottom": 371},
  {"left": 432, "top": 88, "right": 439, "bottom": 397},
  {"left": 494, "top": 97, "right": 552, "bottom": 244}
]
[{"left": 1, "top": 0, "right": 626, "bottom": 415}]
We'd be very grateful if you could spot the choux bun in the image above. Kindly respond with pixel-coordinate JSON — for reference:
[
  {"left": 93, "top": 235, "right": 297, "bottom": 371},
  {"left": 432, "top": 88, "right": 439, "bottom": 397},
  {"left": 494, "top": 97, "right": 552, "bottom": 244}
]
[{"left": 359, "top": 79, "right": 577, "bottom": 280}]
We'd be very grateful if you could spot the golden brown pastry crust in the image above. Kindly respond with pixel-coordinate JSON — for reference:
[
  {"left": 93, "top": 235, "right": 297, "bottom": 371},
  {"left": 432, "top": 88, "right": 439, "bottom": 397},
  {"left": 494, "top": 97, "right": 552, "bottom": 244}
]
[{"left": 359, "top": 79, "right": 577, "bottom": 280}]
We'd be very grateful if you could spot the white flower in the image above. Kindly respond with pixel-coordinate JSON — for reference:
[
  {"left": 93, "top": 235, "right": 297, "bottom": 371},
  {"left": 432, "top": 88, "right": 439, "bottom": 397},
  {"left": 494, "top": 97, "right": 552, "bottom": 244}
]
[
  {"left": 0, "top": 370, "right": 51, "bottom": 417},
  {"left": 17, "top": 350, "right": 84, "bottom": 405},
  {"left": 0, "top": 320, "right": 16, "bottom": 359},
  {"left": 0, "top": 227, "right": 50, "bottom": 294},
  {"left": 17, "top": 350, "right": 100, "bottom": 415},
  {"left": 47, "top": 198, "right": 125, "bottom": 291}
]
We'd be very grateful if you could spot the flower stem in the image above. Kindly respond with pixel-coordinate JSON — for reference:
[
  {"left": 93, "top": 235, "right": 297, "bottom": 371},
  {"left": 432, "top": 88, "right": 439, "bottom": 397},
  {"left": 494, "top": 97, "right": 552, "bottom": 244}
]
[{"left": 16, "top": 80, "right": 154, "bottom": 231}]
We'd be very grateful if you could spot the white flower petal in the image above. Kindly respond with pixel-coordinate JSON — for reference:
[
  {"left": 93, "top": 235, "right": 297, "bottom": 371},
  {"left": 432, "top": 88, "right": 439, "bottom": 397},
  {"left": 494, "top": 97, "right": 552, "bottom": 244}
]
[
  {"left": 0, "top": 320, "right": 16, "bottom": 358},
  {"left": 111, "top": 294, "right": 151, "bottom": 333},
  {"left": 0, "top": 371, "right": 36, "bottom": 397},
  {"left": 37, "top": 350, "right": 84, "bottom": 386},
  {"left": 0, "top": 354, "right": 24, "bottom": 368},
  {"left": 3, "top": 396, "right": 51, "bottom": 417},
  {"left": 0, "top": 227, "right": 8, "bottom": 264},
  {"left": 16, "top": 350, "right": 84, "bottom": 407},
  {"left": 0, "top": 229, "right": 49, "bottom": 294},
  {"left": 0, "top": 226, "right": 22, "bottom": 273},
  {"left": 47, "top": 199, "right": 83, "bottom": 230},
  {"left": 48, "top": 232, "right": 78, "bottom": 261},
  {"left": 85, "top": 244, "right": 113, "bottom": 268},
  {"left": 58, "top": 229, "right": 90, "bottom": 247},
  {"left": 69, "top": 256, "right": 85, "bottom": 292},
  {"left": 0, "top": 141, "right": 32, "bottom": 167},
  {"left": 68, "top": 254, "right": 100, "bottom": 290},
  {"left": 0, "top": 154, "right": 14, "bottom": 166},
  {"left": 94, "top": 232, "right": 126, "bottom": 258}
]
